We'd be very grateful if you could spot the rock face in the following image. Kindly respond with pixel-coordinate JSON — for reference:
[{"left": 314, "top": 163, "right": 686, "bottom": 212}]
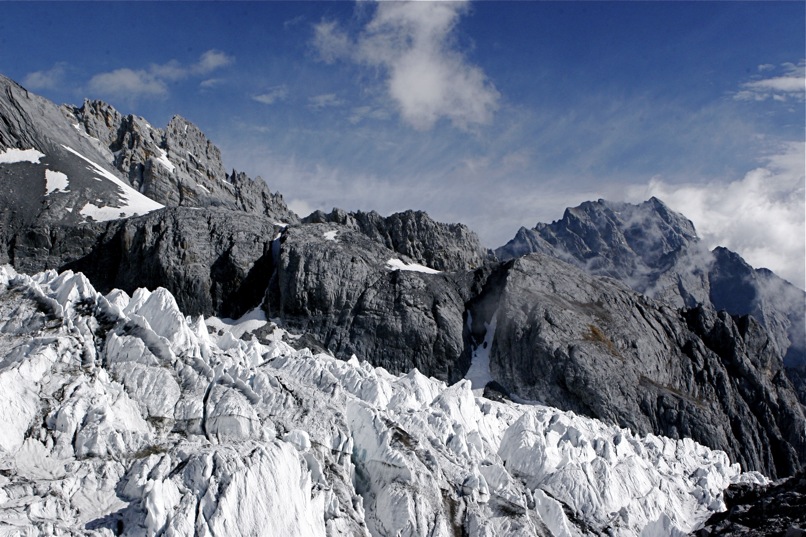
[
  {"left": 0, "top": 265, "right": 768, "bottom": 536},
  {"left": 10, "top": 207, "right": 284, "bottom": 318},
  {"left": 67, "top": 100, "right": 296, "bottom": 219},
  {"left": 265, "top": 223, "right": 473, "bottom": 381},
  {"left": 496, "top": 198, "right": 805, "bottom": 369},
  {"left": 467, "top": 253, "right": 806, "bottom": 479},
  {"left": 0, "top": 74, "right": 296, "bottom": 256},
  {"left": 304, "top": 207, "right": 489, "bottom": 272}
]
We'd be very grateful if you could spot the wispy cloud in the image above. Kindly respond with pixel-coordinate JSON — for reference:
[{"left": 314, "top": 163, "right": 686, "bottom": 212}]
[
  {"left": 200, "top": 78, "right": 225, "bottom": 90},
  {"left": 23, "top": 63, "right": 68, "bottom": 90},
  {"left": 627, "top": 142, "right": 806, "bottom": 289},
  {"left": 195, "top": 50, "right": 233, "bottom": 74},
  {"left": 308, "top": 93, "right": 344, "bottom": 110},
  {"left": 87, "top": 49, "right": 234, "bottom": 100},
  {"left": 734, "top": 60, "right": 805, "bottom": 102},
  {"left": 312, "top": 1, "right": 500, "bottom": 131},
  {"left": 348, "top": 105, "right": 390, "bottom": 124},
  {"left": 88, "top": 68, "right": 168, "bottom": 99},
  {"left": 252, "top": 85, "right": 289, "bottom": 105}
]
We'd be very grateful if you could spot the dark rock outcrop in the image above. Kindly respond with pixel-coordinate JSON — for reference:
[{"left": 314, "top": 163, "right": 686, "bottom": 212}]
[
  {"left": 304, "top": 207, "right": 488, "bottom": 272},
  {"left": 693, "top": 471, "right": 806, "bottom": 536},
  {"left": 468, "top": 253, "right": 806, "bottom": 478},
  {"left": 265, "top": 223, "right": 473, "bottom": 381},
  {"left": 11, "top": 207, "right": 283, "bottom": 318}
]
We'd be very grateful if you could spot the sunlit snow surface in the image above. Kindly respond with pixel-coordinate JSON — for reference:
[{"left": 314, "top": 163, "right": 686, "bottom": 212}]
[
  {"left": 206, "top": 307, "right": 268, "bottom": 339},
  {"left": 0, "top": 265, "right": 766, "bottom": 536},
  {"left": 154, "top": 148, "right": 176, "bottom": 174},
  {"left": 386, "top": 258, "right": 442, "bottom": 274},
  {"left": 0, "top": 147, "right": 45, "bottom": 164},
  {"left": 45, "top": 169, "right": 70, "bottom": 195},
  {"left": 61, "top": 145, "right": 164, "bottom": 221}
]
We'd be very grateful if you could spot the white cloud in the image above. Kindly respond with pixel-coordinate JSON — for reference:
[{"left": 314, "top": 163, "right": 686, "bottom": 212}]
[
  {"left": 195, "top": 50, "right": 234, "bottom": 74},
  {"left": 627, "top": 142, "right": 806, "bottom": 289},
  {"left": 308, "top": 93, "right": 343, "bottom": 109},
  {"left": 23, "top": 63, "right": 67, "bottom": 90},
  {"left": 88, "top": 49, "right": 233, "bottom": 100},
  {"left": 312, "top": 1, "right": 499, "bottom": 131},
  {"left": 253, "top": 86, "right": 289, "bottom": 105},
  {"left": 88, "top": 68, "right": 168, "bottom": 99},
  {"left": 735, "top": 60, "right": 805, "bottom": 102},
  {"left": 200, "top": 78, "right": 224, "bottom": 90},
  {"left": 313, "top": 20, "right": 353, "bottom": 64}
]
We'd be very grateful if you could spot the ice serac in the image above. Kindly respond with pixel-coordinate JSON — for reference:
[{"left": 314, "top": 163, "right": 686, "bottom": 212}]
[
  {"left": 496, "top": 198, "right": 806, "bottom": 384},
  {"left": 0, "top": 265, "right": 766, "bottom": 536},
  {"left": 467, "top": 252, "right": 806, "bottom": 479}
]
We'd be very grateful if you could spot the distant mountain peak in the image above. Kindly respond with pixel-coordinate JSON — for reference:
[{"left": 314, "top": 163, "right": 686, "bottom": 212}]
[{"left": 497, "top": 197, "right": 805, "bottom": 369}]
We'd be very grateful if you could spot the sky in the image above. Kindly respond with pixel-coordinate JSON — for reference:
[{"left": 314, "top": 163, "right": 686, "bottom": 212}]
[{"left": 1, "top": 1, "right": 804, "bottom": 288}]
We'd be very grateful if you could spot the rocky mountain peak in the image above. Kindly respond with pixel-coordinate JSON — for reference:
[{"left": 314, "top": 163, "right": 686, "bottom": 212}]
[
  {"left": 497, "top": 196, "right": 806, "bottom": 387},
  {"left": 164, "top": 114, "right": 226, "bottom": 182}
]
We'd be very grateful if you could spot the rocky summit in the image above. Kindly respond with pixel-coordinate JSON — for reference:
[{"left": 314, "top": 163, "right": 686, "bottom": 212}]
[{"left": 1, "top": 73, "right": 805, "bottom": 535}]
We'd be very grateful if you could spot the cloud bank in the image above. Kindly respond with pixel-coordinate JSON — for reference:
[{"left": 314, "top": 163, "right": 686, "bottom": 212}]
[
  {"left": 88, "top": 49, "right": 234, "bottom": 100},
  {"left": 313, "top": 1, "right": 499, "bottom": 131},
  {"left": 734, "top": 60, "right": 805, "bottom": 102},
  {"left": 628, "top": 142, "right": 806, "bottom": 289}
]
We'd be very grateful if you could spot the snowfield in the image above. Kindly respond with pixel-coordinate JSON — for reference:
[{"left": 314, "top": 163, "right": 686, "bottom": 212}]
[
  {"left": 45, "top": 169, "right": 70, "bottom": 195},
  {"left": 0, "top": 147, "right": 45, "bottom": 164},
  {"left": 0, "top": 265, "right": 765, "bottom": 536}
]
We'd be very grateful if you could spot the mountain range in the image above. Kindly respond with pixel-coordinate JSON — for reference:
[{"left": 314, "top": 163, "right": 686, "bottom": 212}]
[{"left": 0, "top": 73, "right": 804, "bottom": 536}]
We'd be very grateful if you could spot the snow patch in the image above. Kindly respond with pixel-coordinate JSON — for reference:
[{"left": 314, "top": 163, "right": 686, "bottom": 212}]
[
  {"left": 62, "top": 145, "right": 164, "bottom": 221},
  {"left": 323, "top": 230, "right": 338, "bottom": 241},
  {"left": 45, "top": 169, "right": 70, "bottom": 195},
  {"left": 206, "top": 307, "right": 269, "bottom": 339},
  {"left": 154, "top": 147, "right": 175, "bottom": 173},
  {"left": 465, "top": 311, "right": 497, "bottom": 395},
  {"left": 386, "top": 258, "right": 442, "bottom": 274},
  {"left": 0, "top": 147, "right": 45, "bottom": 164}
]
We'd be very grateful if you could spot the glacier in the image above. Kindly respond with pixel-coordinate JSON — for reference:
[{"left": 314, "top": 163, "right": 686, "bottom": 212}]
[{"left": 0, "top": 265, "right": 766, "bottom": 536}]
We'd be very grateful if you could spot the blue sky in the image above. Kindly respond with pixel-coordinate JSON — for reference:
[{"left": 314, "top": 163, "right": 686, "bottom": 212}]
[{"left": 1, "top": 1, "right": 804, "bottom": 287}]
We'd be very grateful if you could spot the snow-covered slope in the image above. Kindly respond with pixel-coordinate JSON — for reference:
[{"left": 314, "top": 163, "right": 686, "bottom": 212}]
[{"left": 0, "top": 266, "right": 765, "bottom": 536}]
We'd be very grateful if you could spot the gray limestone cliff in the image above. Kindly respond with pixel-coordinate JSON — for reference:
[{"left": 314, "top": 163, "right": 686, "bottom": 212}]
[
  {"left": 304, "top": 207, "right": 489, "bottom": 272},
  {"left": 67, "top": 100, "right": 296, "bottom": 220},
  {"left": 264, "top": 223, "right": 473, "bottom": 381},
  {"left": 10, "top": 207, "right": 282, "bottom": 319}
]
